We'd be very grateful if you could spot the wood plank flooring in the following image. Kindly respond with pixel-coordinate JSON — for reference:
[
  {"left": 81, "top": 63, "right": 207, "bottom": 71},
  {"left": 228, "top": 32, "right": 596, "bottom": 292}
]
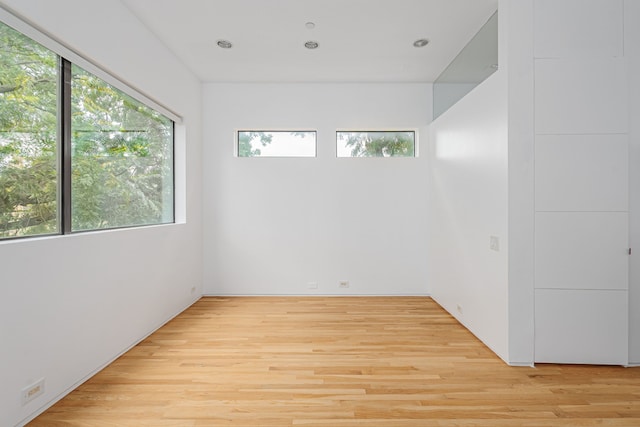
[{"left": 29, "top": 297, "right": 640, "bottom": 426}]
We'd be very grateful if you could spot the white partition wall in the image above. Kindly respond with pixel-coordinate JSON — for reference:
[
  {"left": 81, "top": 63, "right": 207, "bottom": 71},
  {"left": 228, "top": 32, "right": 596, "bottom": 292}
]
[
  {"left": 427, "top": 0, "right": 510, "bottom": 362},
  {"left": 626, "top": 0, "right": 640, "bottom": 365},
  {"left": 532, "top": 0, "right": 629, "bottom": 364},
  {"left": 427, "top": 71, "right": 509, "bottom": 362}
]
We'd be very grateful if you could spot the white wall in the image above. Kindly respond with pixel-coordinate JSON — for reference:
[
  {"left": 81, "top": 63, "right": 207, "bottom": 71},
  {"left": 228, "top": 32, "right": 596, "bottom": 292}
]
[
  {"left": 202, "top": 83, "right": 431, "bottom": 296},
  {"left": 426, "top": 0, "right": 511, "bottom": 363},
  {"left": 626, "top": 0, "right": 640, "bottom": 365},
  {"left": 0, "top": 1, "right": 203, "bottom": 425},
  {"left": 503, "top": 0, "right": 636, "bottom": 367},
  {"left": 505, "top": 0, "right": 535, "bottom": 366},
  {"left": 427, "top": 69, "right": 509, "bottom": 362},
  {"left": 532, "top": 0, "right": 629, "bottom": 365}
]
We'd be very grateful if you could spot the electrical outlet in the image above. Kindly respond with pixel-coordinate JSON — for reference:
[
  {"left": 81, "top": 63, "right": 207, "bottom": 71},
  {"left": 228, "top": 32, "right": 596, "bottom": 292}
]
[
  {"left": 489, "top": 236, "right": 500, "bottom": 252},
  {"left": 339, "top": 281, "right": 350, "bottom": 288},
  {"left": 190, "top": 286, "right": 196, "bottom": 294},
  {"left": 22, "top": 378, "right": 44, "bottom": 405},
  {"left": 308, "top": 282, "right": 318, "bottom": 289},
  {"left": 456, "top": 304, "right": 463, "bottom": 315}
]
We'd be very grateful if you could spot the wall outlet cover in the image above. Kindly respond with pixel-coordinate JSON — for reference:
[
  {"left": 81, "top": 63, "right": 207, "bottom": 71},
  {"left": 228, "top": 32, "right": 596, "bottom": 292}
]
[
  {"left": 22, "top": 378, "right": 44, "bottom": 405},
  {"left": 490, "top": 236, "right": 500, "bottom": 252}
]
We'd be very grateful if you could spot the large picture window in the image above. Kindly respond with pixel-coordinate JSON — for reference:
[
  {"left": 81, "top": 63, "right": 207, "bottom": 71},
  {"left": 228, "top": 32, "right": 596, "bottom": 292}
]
[{"left": 0, "top": 18, "right": 174, "bottom": 240}]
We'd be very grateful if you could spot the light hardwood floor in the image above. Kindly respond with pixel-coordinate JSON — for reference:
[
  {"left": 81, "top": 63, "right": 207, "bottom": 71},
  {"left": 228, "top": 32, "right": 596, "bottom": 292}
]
[{"left": 30, "top": 297, "right": 640, "bottom": 426}]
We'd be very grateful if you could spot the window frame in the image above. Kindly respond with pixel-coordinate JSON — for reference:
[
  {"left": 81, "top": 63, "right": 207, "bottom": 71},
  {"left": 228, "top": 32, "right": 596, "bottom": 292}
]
[
  {"left": 68, "top": 63, "right": 176, "bottom": 233},
  {"left": 336, "top": 130, "right": 418, "bottom": 158},
  {"left": 0, "top": 8, "right": 178, "bottom": 241}
]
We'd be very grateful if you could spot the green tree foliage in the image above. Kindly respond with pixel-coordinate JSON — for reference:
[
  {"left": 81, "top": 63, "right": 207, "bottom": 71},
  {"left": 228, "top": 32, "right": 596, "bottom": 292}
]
[
  {"left": 0, "top": 22, "right": 58, "bottom": 238},
  {"left": 241, "top": 131, "right": 413, "bottom": 157},
  {"left": 238, "top": 131, "right": 272, "bottom": 157},
  {"left": 238, "top": 131, "right": 317, "bottom": 157},
  {"left": 340, "top": 132, "right": 415, "bottom": 157},
  {"left": 0, "top": 21, "right": 173, "bottom": 239},
  {"left": 71, "top": 66, "right": 173, "bottom": 231}
]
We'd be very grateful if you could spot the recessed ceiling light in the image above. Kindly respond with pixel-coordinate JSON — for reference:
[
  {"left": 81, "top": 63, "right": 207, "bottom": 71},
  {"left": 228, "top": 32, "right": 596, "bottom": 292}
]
[
  {"left": 216, "top": 39, "right": 233, "bottom": 49},
  {"left": 304, "top": 41, "right": 319, "bottom": 49},
  {"left": 413, "top": 38, "right": 429, "bottom": 48},
  {"left": 305, "top": 22, "right": 315, "bottom": 30}
]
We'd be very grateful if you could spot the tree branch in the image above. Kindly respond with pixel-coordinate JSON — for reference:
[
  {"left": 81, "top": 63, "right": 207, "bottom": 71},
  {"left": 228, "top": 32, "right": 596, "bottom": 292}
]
[{"left": 0, "top": 85, "right": 19, "bottom": 94}]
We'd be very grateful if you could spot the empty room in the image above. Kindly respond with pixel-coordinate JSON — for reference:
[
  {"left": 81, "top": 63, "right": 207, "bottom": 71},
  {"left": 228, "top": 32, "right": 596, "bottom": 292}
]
[{"left": 1, "top": 0, "right": 639, "bottom": 425}]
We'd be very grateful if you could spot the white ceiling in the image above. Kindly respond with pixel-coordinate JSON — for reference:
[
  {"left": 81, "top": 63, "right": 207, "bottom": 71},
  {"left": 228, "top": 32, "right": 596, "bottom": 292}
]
[{"left": 122, "top": 0, "right": 498, "bottom": 83}]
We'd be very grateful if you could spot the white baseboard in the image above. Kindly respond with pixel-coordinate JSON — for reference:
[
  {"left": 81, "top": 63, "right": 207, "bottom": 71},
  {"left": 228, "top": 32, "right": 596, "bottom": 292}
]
[{"left": 201, "top": 293, "right": 431, "bottom": 297}]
